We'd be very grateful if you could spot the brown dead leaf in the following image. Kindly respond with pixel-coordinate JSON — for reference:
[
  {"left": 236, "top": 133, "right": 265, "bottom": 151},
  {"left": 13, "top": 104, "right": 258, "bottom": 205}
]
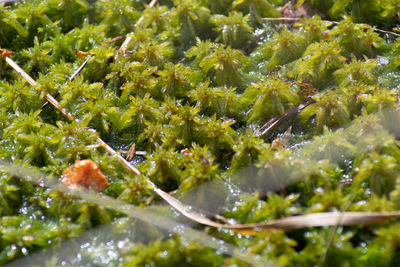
[
  {"left": 0, "top": 49, "right": 13, "bottom": 58},
  {"left": 180, "top": 148, "right": 191, "bottom": 155},
  {"left": 106, "top": 35, "right": 126, "bottom": 45},
  {"left": 61, "top": 159, "right": 109, "bottom": 192},
  {"left": 75, "top": 50, "right": 91, "bottom": 58},
  {"left": 271, "top": 126, "right": 292, "bottom": 150},
  {"left": 126, "top": 143, "right": 136, "bottom": 161}
]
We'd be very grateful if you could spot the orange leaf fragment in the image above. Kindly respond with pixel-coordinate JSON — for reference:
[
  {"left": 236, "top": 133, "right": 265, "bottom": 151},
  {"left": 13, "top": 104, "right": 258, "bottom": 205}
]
[
  {"left": 126, "top": 143, "right": 136, "bottom": 161},
  {"left": 75, "top": 50, "right": 90, "bottom": 58},
  {"left": 0, "top": 49, "right": 13, "bottom": 58},
  {"left": 61, "top": 159, "right": 109, "bottom": 192}
]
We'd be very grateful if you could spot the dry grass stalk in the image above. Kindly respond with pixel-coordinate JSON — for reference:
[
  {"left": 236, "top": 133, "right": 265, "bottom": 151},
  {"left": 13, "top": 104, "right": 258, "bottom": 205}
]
[{"left": 259, "top": 99, "right": 314, "bottom": 137}]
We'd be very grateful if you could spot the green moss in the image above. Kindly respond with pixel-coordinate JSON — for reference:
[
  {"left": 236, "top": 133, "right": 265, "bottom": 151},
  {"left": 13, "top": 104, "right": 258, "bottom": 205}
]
[{"left": 2, "top": 0, "right": 400, "bottom": 265}]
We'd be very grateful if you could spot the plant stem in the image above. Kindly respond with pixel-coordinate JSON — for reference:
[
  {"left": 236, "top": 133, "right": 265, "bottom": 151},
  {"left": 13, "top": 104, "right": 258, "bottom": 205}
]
[{"left": 259, "top": 99, "right": 315, "bottom": 137}]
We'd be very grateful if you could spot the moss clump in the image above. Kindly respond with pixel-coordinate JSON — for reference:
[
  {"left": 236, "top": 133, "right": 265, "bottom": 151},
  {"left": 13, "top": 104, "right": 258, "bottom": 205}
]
[{"left": 1, "top": 0, "right": 400, "bottom": 266}]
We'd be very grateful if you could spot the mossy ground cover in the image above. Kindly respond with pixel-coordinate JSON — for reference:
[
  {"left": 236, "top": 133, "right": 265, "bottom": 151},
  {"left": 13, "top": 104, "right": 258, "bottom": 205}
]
[{"left": 1, "top": 0, "right": 400, "bottom": 266}]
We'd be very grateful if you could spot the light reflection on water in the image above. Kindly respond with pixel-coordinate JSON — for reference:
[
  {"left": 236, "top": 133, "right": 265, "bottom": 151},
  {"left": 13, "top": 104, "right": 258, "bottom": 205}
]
[{"left": 0, "top": 161, "right": 273, "bottom": 267}]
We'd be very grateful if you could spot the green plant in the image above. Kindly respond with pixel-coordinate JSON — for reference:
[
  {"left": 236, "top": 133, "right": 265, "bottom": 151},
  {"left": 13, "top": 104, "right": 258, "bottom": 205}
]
[
  {"left": 244, "top": 77, "right": 300, "bottom": 124},
  {"left": 289, "top": 40, "right": 346, "bottom": 88},
  {"left": 211, "top": 11, "right": 253, "bottom": 48},
  {"left": 3, "top": 1, "right": 400, "bottom": 266},
  {"left": 232, "top": 0, "right": 281, "bottom": 24}
]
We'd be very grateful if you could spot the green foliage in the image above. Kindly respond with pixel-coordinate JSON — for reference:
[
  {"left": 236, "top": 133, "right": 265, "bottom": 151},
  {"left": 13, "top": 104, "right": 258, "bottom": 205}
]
[
  {"left": 157, "top": 62, "right": 194, "bottom": 98},
  {"left": 187, "top": 40, "right": 249, "bottom": 89},
  {"left": 300, "top": 90, "right": 350, "bottom": 132},
  {"left": 232, "top": 0, "right": 281, "bottom": 24},
  {"left": 250, "top": 230, "right": 298, "bottom": 266},
  {"left": 357, "top": 86, "right": 397, "bottom": 114},
  {"left": 94, "top": 0, "right": 140, "bottom": 36},
  {"left": 0, "top": 80, "right": 42, "bottom": 113},
  {"left": 13, "top": 0, "right": 53, "bottom": 44},
  {"left": 224, "top": 192, "right": 300, "bottom": 223},
  {"left": 21, "top": 36, "right": 52, "bottom": 75},
  {"left": 289, "top": 40, "right": 346, "bottom": 88},
  {"left": 139, "top": 4, "right": 171, "bottom": 34},
  {"left": 293, "top": 228, "right": 359, "bottom": 266},
  {"left": 198, "top": 115, "right": 236, "bottom": 154},
  {"left": 296, "top": 15, "right": 331, "bottom": 43},
  {"left": 0, "top": 5, "right": 27, "bottom": 45},
  {"left": 82, "top": 44, "right": 116, "bottom": 82},
  {"left": 145, "top": 146, "right": 184, "bottom": 190},
  {"left": 135, "top": 40, "right": 175, "bottom": 67},
  {"left": 387, "top": 39, "right": 400, "bottom": 70},
  {"left": 2, "top": 110, "right": 60, "bottom": 166},
  {"left": 303, "top": 0, "right": 400, "bottom": 25},
  {"left": 3, "top": 0, "right": 400, "bottom": 266},
  {"left": 211, "top": 11, "right": 253, "bottom": 48},
  {"left": 0, "top": 215, "right": 82, "bottom": 264},
  {"left": 118, "top": 64, "right": 159, "bottom": 100},
  {"left": 121, "top": 236, "right": 224, "bottom": 266},
  {"left": 331, "top": 17, "right": 384, "bottom": 58},
  {"left": 230, "top": 129, "right": 268, "bottom": 171},
  {"left": 334, "top": 58, "right": 377, "bottom": 86},
  {"left": 171, "top": 0, "right": 213, "bottom": 45},
  {"left": 46, "top": 0, "right": 89, "bottom": 31},
  {"left": 299, "top": 126, "right": 355, "bottom": 162},
  {"left": 164, "top": 103, "right": 203, "bottom": 148},
  {"left": 113, "top": 93, "right": 163, "bottom": 143},
  {"left": 244, "top": 77, "right": 300, "bottom": 124},
  {"left": 0, "top": 174, "right": 34, "bottom": 216},
  {"left": 353, "top": 152, "right": 400, "bottom": 196},
  {"left": 189, "top": 79, "right": 246, "bottom": 120},
  {"left": 58, "top": 78, "right": 119, "bottom": 136},
  {"left": 365, "top": 224, "right": 400, "bottom": 266},
  {"left": 178, "top": 144, "right": 220, "bottom": 192},
  {"left": 252, "top": 26, "right": 308, "bottom": 72}
]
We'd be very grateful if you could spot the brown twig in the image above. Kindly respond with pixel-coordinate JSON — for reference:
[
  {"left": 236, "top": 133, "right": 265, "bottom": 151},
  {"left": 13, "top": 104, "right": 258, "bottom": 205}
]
[
  {"left": 69, "top": 55, "right": 91, "bottom": 81},
  {"left": 263, "top": 17, "right": 301, "bottom": 22},
  {"left": 373, "top": 27, "right": 400, "bottom": 38},
  {"left": 106, "top": 35, "right": 126, "bottom": 46},
  {"left": 259, "top": 99, "right": 315, "bottom": 137}
]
